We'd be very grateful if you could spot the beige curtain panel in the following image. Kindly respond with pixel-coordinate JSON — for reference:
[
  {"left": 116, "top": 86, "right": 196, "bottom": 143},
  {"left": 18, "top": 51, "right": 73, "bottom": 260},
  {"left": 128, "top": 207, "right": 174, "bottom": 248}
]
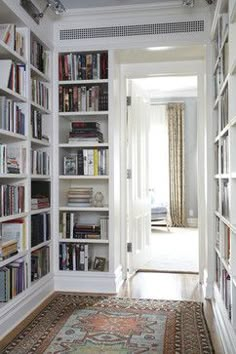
[{"left": 167, "top": 103, "right": 185, "bottom": 227}]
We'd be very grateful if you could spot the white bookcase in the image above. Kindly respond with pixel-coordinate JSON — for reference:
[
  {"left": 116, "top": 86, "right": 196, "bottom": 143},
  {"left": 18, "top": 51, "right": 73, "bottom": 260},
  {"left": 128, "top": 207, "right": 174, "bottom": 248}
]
[
  {"left": 0, "top": 2, "right": 53, "bottom": 339},
  {"left": 57, "top": 50, "right": 110, "bottom": 276},
  {"left": 212, "top": 0, "right": 236, "bottom": 351}
]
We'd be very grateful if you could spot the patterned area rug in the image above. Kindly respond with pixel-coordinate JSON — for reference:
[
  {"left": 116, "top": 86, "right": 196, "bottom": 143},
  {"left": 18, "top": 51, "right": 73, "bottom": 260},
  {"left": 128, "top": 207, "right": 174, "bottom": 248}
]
[{"left": 2, "top": 294, "right": 214, "bottom": 354}]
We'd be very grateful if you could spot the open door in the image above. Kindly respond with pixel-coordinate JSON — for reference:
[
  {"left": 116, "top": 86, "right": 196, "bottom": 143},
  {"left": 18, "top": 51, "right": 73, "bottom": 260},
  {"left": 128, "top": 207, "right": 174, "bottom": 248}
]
[{"left": 127, "top": 80, "right": 151, "bottom": 275}]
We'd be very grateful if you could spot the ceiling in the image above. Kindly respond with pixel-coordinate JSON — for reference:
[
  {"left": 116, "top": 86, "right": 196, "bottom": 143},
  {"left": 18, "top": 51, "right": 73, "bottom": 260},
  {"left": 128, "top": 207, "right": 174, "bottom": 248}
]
[
  {"left": 133, "top": 76, "right": 198, "bottom": 98},
  {"left": 61, "top": 0, "right": 181, "bottom": 10}
]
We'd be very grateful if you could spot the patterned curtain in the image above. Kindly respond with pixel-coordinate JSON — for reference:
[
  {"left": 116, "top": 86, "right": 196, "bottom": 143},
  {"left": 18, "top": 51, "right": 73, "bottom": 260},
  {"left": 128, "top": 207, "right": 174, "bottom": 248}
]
[{"left": 167, "top": 103, "right": 185, "bottom": 226}]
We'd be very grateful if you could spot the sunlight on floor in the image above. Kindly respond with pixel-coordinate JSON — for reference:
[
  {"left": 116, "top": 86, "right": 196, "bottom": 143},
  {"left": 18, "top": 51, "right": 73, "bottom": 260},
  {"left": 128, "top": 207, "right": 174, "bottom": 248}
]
[{"left": 143, "top": 227, "right": 199, "bottom": 272}]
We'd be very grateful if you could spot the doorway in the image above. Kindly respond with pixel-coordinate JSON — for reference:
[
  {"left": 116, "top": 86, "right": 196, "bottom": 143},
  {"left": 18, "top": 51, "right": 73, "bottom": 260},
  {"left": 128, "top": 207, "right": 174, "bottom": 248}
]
[
  {"left": 126, "top": 75, "right": 199, "bottom": 274},
  {"left": 119, "top": 53, "right": 206, "bottom": 283}
]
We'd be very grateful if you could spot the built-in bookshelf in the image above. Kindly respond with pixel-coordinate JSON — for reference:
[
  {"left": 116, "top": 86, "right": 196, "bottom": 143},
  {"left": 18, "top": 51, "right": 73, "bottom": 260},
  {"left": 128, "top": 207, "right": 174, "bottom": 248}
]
[
  {"left": 212, "top": 0, "right": 236, "bottom": 349},
  {"left": 57, "top": 50, "right": 109, "bottom": 275},
  {"left": 0, "top": 19, "right": 28, "bottom": 306},
  {"left": 0, "top": 15, "right": 52, "bottom": 315},
  {"left": 29, "top": 33, "right": 52, "bottom": 288}
]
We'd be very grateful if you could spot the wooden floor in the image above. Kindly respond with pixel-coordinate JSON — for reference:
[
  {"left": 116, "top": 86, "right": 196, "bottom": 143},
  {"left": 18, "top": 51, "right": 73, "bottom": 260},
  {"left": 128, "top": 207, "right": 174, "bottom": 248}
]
[{"left": 118, "top": 271, "right": 225, "bottom": 354}]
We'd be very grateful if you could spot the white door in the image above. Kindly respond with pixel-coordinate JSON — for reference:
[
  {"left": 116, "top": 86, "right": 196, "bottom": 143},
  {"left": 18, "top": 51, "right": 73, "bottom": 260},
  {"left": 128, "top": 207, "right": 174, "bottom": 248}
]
[{"left": 127, "top": 80, "right": 151, "bottom": 274}]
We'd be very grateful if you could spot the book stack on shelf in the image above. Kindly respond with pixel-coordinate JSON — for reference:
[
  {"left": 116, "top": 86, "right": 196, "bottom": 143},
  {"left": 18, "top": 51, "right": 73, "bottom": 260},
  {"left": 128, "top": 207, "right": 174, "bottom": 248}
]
[
  {"left": 67, "top": 187, "right": 93, "bottom": 207},
  {"left": 31, "top": 195, "right": 50, "bottom": 210},
  {"left": 68, "top": 121, "right": 104, "bottom": 143},
  {"left": 0, "top": 184, "right": 25, "bottom": 216},
  {"left": 31, "top": 37, "right": 49, "bottom": 77},
  {"left": 31, "top": 79, "right": 49, "bottom": 110},
  {"left": 1, "top": 218, "right": 26, "bottom": 255},
  {"left": 0, "top": 144, "right": 26, "bottom": 174}
]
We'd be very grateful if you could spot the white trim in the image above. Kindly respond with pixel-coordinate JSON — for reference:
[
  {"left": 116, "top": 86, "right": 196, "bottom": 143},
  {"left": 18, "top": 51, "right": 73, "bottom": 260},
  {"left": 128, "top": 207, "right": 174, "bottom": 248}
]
[
  {"left": 120, "top": 59, "right": 205, "bottom": 283},
  {"left": 0, "top": 274, "right": 54, "bottom": 340}
]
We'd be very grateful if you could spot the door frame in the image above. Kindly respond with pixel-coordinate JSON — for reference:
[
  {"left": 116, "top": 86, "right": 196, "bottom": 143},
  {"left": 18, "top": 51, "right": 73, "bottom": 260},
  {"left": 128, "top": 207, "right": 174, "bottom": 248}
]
[{"left": 120, "top": 58, "right": 206, "bottom": 282}]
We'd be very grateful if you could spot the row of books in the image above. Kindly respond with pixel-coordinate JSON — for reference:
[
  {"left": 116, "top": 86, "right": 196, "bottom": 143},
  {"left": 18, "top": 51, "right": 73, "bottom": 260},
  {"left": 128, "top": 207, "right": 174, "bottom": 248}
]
[
  {"left": 0, "top": 258, "right": 26, "bottom": 302},
  {"left": 31, "top": 149, "right": 50, "bottom": 175},
  {"left": 63, "top": 149, "right": 108, "bottom": 176},
  {"left": 216, "top": 253, "right": 231, "bottom": 320},
  {"left": 216, "top": 13, "right": 229, "bottom": 53},
  {"left": 0, "top": 144, "right": 26, "bottom": 174},
  {"left": 59, "top": 52, "right": 108, "bottom": 81},
  {"left": 31, "top": 213, "right": 50, "bottom": 247},
  {"left": 221, "top": 180, "right": 229, "bottom": 218},
  {"left": 31, "top": 246, "right": 50, "bottom": 282},
  {"left": 59, "top": 84, "right": 108, "bottom": 112},
  {"left": 220, "top": 86, "right": 228, "bottom": 130},
  {"left": 0, "top": 23, "right": 24, "bottom": 57},
  {"left": 220, "top": 135, "right": 228, "bottom": 174},
  {"left": 0, "top": 60, "right": 26, "bottom": 96},
  {"left": 31, "top": 79, "right": 49, "bottom": 110},
  {"left": 0, "top": 96, "right": 25, "bottom": 135},
  {"left": 31, "top": 38, "right": 49, "bottom": 75},
  {"left": 59, "top": 243, "right": 107, "bottom": 272},
  {"left": 0, "top": 184, "right": 25, "bottom": 217},
  {"left": 60, "top": 211, "right": 108, "bottom": 239}
]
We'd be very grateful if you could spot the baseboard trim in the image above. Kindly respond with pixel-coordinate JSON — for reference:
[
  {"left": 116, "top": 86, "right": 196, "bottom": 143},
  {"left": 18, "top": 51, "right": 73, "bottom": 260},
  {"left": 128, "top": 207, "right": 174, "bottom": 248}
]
[
  {"left": 0, "top": 274, "right": 54, "bottom": 346},
  {"left": 212, "top": 285, "right": 236, "bottom": 354}
]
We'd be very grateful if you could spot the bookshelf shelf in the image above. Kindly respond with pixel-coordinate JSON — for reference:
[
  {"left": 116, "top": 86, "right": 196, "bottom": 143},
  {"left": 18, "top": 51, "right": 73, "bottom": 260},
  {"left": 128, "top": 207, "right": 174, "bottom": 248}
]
[
  {"left": 0, "top": 212, "right": 28, "bottom": 223},
  {"left": 59, "top": 239, "right": 109, "bottom": 244},
  {"left": 0, "top": 173, "right": 27, "bottom": 179},
  {"left": 59, "top": 143, "right": 109, "bottom": 148},
  {"left": 59, "top": 111, "right": 108, "bottom": 117},
  {"left": 31, "top": 240, "right": 51, "bottom": 252},
  {"left": 59, "top": 175, "right": 109, "bottom": 180},
  {"left": 0, "top": 87, "right": 26, "bottom": 102},
  {"left": 31, "top": 138, "right": 50, "bottom": 147},
  {"left": 31, "top": 207, "right": 51, "bottom": 215},
  {"left": 30, "top": 101, "right": 51, "bottom": 114},
  {"left": 59, "top": 206, "right": 109, "bottom": 212},
  {"left": 31, "top": 174, "right": 51, "bottom": 180},
  {"left": 0, "top": 251, "right": 27, "bottom": 268},
  {"left": 0, "top": 40, "right": 26, "bottom": 64},
  {"left": 0, "top": 129, "right": 26, "bottom": 142},
  {"left": 30, "top": 64, "right": 50, "bottom": 82},
  {"left": 59, "top": 79, "right": 108, "bottom": 85}
]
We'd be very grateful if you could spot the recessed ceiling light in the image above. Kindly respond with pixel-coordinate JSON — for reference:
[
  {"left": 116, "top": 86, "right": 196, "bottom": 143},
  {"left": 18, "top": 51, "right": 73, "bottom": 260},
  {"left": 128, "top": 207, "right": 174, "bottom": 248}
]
[{"left": 147, "top": 47, "right": 171, "bottom": 51}]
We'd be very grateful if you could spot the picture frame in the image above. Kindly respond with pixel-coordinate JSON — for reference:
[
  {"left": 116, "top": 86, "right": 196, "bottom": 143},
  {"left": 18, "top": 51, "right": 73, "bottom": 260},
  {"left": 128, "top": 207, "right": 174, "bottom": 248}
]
[{"left": 93, "top": 256, "right": 106, "bottom": 271}]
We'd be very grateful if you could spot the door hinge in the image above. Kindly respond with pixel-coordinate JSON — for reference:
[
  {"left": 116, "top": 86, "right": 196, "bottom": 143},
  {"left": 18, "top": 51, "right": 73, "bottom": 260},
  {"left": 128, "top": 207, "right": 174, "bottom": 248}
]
[
  {"left": 127, "top": 242, "right": 132, "bottom": 253},
  {"left": 127, "top": 96, "right": 131, "bottom": 106},
  {"left": 127, "top": 168, "right": 132, "bottom": 179}
]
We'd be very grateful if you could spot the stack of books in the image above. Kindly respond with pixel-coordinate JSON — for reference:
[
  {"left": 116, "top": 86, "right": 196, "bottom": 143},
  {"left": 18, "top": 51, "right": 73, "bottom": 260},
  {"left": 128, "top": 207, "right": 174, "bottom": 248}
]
[
  {"left": 67, "top": 187, "right": 93, "bottom": 207},
  {"left": 0, "top": 240, "right": 18, "bottom": 261},
  {"left": 31, "top": 195, "right": 50, "bottom": 210},
  {"left": 68, "top": 121, "right": 103, "bottom": 143},
  {"left": 73, "top": 223, "right": 100, "bottom": 239}
]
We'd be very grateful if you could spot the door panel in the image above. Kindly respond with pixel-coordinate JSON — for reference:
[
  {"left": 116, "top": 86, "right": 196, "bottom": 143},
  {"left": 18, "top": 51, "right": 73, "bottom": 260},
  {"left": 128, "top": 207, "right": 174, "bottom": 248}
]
[{"left": 127, "top": 81, "right": 151, "bottom": 274}]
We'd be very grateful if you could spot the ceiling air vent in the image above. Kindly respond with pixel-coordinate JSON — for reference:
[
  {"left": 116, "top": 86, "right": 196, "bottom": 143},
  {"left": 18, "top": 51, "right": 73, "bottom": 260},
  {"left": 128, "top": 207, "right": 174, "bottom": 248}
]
[{"left": 59, "top": 20, "right": 204, "bottom": 40}]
